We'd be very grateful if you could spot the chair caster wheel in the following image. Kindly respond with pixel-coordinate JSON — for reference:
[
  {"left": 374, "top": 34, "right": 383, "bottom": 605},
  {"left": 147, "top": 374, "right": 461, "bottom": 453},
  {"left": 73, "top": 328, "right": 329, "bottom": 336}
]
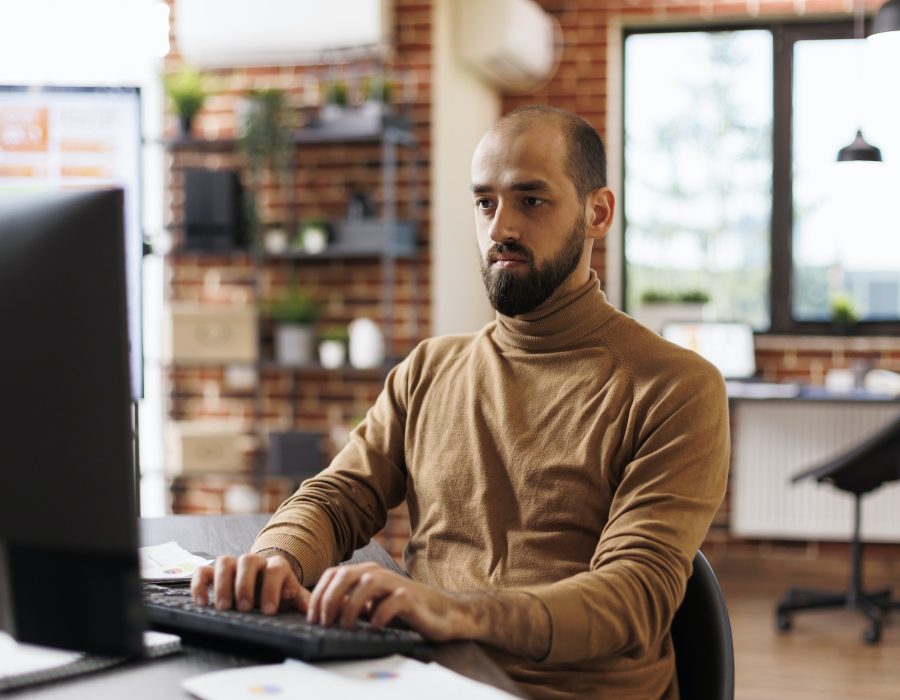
[
  {"left": 863, "top": 626, "right": 881, "bottom": 645},
  {"left": 776, "top": 613, "right": 792, "bottom": 632}
]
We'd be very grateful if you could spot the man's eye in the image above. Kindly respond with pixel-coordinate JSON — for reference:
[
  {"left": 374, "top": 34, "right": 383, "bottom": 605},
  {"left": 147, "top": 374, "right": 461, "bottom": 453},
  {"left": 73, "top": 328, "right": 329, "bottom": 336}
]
[
  {"left": 523, "top": 197, "right": 544, "bottom": 207},
  {"left": 475, "top": 199, "right": 494, "bottom": 210}
]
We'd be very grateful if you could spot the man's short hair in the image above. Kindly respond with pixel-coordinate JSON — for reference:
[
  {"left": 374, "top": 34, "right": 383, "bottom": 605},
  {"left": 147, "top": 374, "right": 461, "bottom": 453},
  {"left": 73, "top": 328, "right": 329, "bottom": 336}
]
[{"left": 496, "top": 105, "right": 607, "bottom": 201}]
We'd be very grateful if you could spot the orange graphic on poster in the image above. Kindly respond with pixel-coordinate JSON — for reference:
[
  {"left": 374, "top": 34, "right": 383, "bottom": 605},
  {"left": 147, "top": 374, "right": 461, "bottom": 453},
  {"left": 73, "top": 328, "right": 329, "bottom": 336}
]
[
  {"left": 0, "top": 164, "right": 47, "bottom": 178},
  {"left": 60, "top": 139, "right": 113, "bottom": 153},
  {"left": 0, "top": 106, "right": 49, "bottom": 152},
  {"left": 61, "top": 165, "right": 112, "bottom": 179}
]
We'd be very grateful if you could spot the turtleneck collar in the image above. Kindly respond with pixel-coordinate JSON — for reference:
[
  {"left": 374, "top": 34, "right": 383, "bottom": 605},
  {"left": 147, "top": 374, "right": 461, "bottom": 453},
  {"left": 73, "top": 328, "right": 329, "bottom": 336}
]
[{"left": 492, "top": 270, "right": 615, "bottom": 352}]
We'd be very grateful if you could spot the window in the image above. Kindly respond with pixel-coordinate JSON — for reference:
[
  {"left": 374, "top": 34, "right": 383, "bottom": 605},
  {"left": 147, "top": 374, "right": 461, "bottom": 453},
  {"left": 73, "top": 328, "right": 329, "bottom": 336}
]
[{"left": 623, "top": 22, "right": 900, "bottom": 334}]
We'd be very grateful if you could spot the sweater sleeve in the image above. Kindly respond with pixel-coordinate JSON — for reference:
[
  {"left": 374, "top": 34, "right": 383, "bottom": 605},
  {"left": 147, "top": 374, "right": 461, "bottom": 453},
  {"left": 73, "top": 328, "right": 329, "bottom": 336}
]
[
  {"left": 527, "top": 366, "right": 730, "bottom": 663},
  {"left": 251, "top": 357, "right": 412, "bottom": 586}
]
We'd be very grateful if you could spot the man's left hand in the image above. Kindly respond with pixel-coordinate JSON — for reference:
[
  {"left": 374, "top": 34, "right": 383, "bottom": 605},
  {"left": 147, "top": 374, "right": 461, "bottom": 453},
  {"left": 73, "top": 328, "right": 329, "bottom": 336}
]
[{"left": 306, "top": 562, "right": 470, "bottom": 641}]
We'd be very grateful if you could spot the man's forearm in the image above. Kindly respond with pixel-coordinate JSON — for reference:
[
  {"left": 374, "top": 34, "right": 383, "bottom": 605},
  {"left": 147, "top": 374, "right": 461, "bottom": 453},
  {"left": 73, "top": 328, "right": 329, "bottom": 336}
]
[{"left": 458, "top": 590, "right": 552, "bottom": 660}]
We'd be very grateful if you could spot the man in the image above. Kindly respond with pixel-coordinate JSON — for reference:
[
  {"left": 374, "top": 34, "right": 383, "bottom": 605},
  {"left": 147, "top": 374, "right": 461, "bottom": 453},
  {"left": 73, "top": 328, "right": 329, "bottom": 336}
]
[{"left": 193, "top": 105, "right": 730, "bottom": 699}]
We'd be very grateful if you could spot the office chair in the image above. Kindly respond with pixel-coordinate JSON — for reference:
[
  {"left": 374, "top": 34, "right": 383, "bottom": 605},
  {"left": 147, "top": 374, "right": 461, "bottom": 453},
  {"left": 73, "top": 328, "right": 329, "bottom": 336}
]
[
  {"left": 775, "top": 413, "right": 900, "bottom": 644},
  {"left": 671, "top": 551, "right": 735, "bottom": 700}
]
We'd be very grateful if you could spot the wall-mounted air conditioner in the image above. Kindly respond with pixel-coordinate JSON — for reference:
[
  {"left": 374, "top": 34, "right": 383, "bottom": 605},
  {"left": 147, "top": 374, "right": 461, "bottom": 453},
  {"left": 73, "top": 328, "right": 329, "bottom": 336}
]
[
  {"left": 175, "top": 0, "right": 390, "bottom": 68},
  {"left": 455, "top": 0, "right": 559, "bottom": 92}
]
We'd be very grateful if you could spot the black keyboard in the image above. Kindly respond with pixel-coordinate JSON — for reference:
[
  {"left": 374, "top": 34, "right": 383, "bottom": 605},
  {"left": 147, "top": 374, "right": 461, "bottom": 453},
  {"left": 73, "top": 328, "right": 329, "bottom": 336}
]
[{"left": 143, "top": 585, "right": 425, "bottom": 660}]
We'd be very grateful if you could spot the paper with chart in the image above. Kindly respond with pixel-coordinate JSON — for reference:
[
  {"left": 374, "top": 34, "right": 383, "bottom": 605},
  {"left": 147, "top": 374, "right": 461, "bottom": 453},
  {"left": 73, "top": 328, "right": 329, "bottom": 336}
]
[
  {"left": 140, "top": 541, "right": 212, "bottom": 583},
  {"left": 182, "top": 654, "right": 520, "bottom": 699}
]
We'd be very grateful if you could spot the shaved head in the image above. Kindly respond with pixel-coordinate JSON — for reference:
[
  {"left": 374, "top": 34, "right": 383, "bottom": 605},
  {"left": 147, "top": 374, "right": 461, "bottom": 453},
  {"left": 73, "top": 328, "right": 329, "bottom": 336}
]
[{"left": 490, "top": 105, "right": 606, "bottom": 202}]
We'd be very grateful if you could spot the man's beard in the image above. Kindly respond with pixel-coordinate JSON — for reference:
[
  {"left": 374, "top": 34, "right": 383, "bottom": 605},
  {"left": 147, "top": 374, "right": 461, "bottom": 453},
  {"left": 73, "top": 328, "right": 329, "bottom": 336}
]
[{"left": 480, "top": 214, "right": 586, "bottom": 317}]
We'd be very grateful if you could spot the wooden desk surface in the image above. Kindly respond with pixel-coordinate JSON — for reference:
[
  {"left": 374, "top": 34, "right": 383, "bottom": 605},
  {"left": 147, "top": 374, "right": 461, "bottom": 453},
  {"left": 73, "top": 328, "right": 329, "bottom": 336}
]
[{"left": 12, "top": 514, "right": 527, "bottom": 699}]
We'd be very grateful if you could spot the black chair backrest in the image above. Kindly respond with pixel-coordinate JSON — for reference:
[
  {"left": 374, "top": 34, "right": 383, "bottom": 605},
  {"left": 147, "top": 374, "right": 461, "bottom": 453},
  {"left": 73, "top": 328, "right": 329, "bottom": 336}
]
[{"left": 670, "top": 551, "right": 735, "bottom": 700}]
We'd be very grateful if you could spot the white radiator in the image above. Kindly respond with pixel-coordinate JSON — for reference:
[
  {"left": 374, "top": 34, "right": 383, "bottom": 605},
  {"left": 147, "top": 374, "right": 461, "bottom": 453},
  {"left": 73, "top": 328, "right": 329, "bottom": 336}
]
[{"left": 731, "top": 400, "right": 900, "bottom": 542}]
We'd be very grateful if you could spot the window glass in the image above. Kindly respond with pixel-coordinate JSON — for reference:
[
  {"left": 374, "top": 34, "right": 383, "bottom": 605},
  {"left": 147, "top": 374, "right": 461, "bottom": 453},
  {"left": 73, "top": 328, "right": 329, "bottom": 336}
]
[
  {"left": 624, "top": 31, "right": 773, "bottom": 329},
  {"left": 792, "top": 38, "right": 900, "bottom": 322}
]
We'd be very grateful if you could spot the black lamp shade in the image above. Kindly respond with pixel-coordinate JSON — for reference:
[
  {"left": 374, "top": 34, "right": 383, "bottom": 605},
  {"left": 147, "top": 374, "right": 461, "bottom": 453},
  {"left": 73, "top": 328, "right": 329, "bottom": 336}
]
[
  {"left": 872, "top": 0, "right": 900, "bottom": 35},
  {"left": 837, "top": 130, "right": 883, "bottom": 162}
]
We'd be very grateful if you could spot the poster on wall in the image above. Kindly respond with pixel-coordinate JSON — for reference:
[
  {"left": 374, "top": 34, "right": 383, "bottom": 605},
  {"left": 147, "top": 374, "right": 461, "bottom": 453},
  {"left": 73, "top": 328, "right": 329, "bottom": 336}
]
[{"left": 0, "top": 85, "right": 143, "bottom": 399}]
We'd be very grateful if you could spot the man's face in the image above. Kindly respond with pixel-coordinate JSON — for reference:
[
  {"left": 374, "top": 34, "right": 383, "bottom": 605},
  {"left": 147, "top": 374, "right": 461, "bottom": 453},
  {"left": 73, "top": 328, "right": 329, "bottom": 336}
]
[{"left": 470, "top": 122, "right": 589, "bottom": 316}]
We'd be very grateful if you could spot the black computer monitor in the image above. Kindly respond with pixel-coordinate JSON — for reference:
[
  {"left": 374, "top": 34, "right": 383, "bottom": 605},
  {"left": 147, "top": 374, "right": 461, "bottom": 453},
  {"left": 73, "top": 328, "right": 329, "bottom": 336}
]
[{"left": 0, "top": 189, "right": 144, "bottom": 655}]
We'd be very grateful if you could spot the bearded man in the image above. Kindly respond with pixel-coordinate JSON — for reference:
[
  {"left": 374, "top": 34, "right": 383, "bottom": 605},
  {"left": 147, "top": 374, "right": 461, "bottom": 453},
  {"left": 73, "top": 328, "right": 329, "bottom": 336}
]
[{"left": 193, "top": 105, "right": 730, "bottom": 700}]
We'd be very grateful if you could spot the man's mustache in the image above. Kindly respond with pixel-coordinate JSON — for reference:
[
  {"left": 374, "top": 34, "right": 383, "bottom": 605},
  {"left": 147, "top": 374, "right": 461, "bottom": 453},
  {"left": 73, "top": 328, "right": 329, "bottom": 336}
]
[{"left": 485, "top": 242, "right": 534, "bottom": 265}]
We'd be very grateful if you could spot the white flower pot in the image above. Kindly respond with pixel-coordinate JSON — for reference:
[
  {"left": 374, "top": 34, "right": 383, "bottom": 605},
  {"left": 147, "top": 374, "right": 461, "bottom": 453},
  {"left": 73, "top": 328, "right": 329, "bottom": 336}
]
[
  {"left": 348, "top": 318, "right": 384, "bottom": 369},
  {"left": 319, "top": 339, "right": 346, "bottom": 369},
  {"left": 275, "top": 324, "right": 314, "bottom": 366}
]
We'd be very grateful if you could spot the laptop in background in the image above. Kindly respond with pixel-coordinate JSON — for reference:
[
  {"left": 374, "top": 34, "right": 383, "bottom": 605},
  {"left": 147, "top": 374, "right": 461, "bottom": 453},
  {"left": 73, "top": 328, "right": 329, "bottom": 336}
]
[{"left": 662, "top": 321, "right": 757, "bottom": 380}]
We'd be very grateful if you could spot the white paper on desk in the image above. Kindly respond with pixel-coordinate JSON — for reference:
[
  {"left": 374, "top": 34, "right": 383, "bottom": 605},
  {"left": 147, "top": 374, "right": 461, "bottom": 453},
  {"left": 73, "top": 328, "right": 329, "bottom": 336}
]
[
  {"left": 182, "top": 654, "right": 520, "bottom": 700},
  {"left": 0, "top": 630, "right": 180, "bottom": 680},
  {"left": 140, "top": 541, "right": 212, "bottom": 582},
  {"left": 0, "top": 632, "right": 81, "bottom": 676}
]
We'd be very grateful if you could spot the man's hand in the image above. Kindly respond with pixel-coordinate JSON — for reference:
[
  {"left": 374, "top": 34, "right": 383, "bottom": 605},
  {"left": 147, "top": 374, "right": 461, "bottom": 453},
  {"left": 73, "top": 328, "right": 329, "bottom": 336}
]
[
  {"left": 307, "top": 562, "right": 467, "bottom": 641},
  {"left": 191, "top": 553, "right": 310, "bottom": 615},
  {"left": 306, "top": 562, "right": 552, "bottom": 660}
]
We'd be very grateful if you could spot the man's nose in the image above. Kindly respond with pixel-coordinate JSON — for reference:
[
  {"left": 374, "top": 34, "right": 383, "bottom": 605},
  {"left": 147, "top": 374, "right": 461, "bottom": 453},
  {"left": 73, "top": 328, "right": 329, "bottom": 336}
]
[{"left": 488, "top": 201, "right": 521, "bottom": 244}]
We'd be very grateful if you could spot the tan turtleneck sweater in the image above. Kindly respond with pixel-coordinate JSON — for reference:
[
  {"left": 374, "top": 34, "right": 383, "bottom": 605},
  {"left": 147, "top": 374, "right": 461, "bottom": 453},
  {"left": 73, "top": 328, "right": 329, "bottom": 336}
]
[{"left": 253, "top": 271, "right": 730, "bottom": 700}]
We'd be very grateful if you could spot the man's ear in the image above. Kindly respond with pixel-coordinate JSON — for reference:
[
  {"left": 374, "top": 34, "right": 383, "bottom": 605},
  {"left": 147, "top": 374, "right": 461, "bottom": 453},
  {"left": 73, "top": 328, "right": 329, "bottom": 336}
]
[{"left": 585, "top": 187, "right": 615, "bottom": 241}]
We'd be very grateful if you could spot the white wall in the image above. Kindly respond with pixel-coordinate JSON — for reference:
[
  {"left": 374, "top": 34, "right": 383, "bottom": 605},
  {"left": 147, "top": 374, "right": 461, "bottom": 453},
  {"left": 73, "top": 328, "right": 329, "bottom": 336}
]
[{"left": 430, "top": 0, "right": 497, "bottom": 336}]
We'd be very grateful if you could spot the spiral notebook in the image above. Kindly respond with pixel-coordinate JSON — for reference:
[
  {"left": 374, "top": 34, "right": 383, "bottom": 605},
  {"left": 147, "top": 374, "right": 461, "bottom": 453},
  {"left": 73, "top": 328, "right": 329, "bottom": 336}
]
[{"left": 0, "top": 631, "right": 181, "bottom": 693}]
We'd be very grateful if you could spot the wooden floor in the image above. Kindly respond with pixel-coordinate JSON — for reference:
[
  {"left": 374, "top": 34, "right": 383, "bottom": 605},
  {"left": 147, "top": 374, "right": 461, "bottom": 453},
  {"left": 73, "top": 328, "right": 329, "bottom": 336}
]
[{"left": 713, "top": 554, "right": 900, "bottom": 700}]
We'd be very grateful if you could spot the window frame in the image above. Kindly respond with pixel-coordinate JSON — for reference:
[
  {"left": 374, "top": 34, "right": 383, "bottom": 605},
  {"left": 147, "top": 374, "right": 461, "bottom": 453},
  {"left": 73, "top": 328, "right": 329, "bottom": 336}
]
[{"left": 621, "top": 19, "right": 899, "bottom": 336}]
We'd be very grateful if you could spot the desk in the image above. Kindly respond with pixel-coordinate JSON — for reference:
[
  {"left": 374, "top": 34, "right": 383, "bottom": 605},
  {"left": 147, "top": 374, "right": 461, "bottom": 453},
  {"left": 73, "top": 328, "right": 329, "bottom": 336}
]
[{"left": 12, "top": 515, "right": 527, "bottom": 699}]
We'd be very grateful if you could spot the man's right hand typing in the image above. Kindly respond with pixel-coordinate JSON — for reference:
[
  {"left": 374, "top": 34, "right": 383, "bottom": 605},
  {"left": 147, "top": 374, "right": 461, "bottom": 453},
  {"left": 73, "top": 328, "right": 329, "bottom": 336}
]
[{"left": 190, "top": 552, "right": 310, "bottom": 615}]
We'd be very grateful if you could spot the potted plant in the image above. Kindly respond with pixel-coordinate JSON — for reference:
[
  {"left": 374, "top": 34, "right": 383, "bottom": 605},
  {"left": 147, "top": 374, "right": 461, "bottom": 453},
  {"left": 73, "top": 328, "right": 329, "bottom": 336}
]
[
  {"left": 293, "top": 216, "right": 331, "bottom": 254},
  {"left": 320, "top": 77, "right": 349, "bottom": 121},
  {"left": 237, "top": 88, "right": 295, "bottom": 249},
  {"left": 266, "top": 290, "right": 321, "bottom": 366},
  {"left": 360, "top": 73, "right": 393, "bottom": 117},
  {"left": 163, "top": 67, "right": 210, "bottom": 136},
  {"left": 318, "top": 325, "right": 349, "bottom": 369},
  {"left": 830, "top": 294, "right": 858, "bottom": 334},
  {"left": 636, "top": 289, "right": 711, "bottom": 334}
]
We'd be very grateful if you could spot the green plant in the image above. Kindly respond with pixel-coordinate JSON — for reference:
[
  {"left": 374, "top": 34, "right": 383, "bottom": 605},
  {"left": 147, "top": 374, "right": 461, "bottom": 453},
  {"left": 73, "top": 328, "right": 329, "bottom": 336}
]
[
  {"left": 266, "top": 290, "right": 321, "bottom": 325},
  {"left": 676, "top": 289, "right": 711, "bottom": 304},
  {"left": 322, "top": 78, "right": 349, "bottom": 107},
  {"left": 238, "top": 88, "right": 294, "bottom": 173},
  {"left": 362, "top": 74, "right": 392, "bottom": 103},
  {"left": 300, "top": 216, "right": 331, "bottom": 230},
  {"left": 238, "top": 89, "right": 295, "bottom": 246},
  {"left": 830, "top": 294, "right": 858, "bottom": 327},
  {"left": 640, "top": 289, "right": 711, "bottom": 304},
  {"left": 319, "top": 325, "right": 349, "bottom": 342},
  {"left": 163, "top": 67, "right": 209, "bottom": 122}
]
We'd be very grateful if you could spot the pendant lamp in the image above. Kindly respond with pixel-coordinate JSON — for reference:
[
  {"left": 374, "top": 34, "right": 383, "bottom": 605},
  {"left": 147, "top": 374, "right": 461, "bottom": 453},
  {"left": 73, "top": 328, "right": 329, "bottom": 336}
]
[
  {"left": 837, "top": 130, "right": 883, "bottom": 162},
  {"left": 837, "top": 0, "right": 884, "bottom": 163}
]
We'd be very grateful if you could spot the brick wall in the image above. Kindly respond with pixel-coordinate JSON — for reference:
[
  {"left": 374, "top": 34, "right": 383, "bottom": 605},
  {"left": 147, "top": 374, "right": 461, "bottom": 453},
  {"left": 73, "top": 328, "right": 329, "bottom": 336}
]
[
  {"left": 164, "top": 0, "right": 898, "bottom": 565},
  {"left": 162, "top": 0, "right": 429, "bottom": 557}
]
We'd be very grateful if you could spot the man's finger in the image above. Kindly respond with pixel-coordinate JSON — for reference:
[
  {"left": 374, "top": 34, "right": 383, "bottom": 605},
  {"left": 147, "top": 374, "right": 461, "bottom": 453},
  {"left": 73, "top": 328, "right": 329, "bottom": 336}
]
[
  {"left": 340, "top": 571, "right": 388, "bottom": 629},
  {"left": 213, "top": 556, "right": 238, "bottom": 610},
  {"left": 279, "top": 572, "right": 311, "bottom": 613},
  {"left": 234, "top": 554, "right": 266, "bottom": 612},
  {"left": 317, "top": 567, "right": 369, "bottom": 627},
  {"left": 370, "top": 587, "right": 411, "bottom": 629},
  {"left": 312, "top": 566, "right": 360, "bottom": 626},
  {"left": 258, "top": 558, "right": 294, "bottom": 615},
  {"left": 306, "top": 566, "right": 339, "bottom": 624},
  {"left": 191, "top": 565, "right": 215, "bottom": 606}
]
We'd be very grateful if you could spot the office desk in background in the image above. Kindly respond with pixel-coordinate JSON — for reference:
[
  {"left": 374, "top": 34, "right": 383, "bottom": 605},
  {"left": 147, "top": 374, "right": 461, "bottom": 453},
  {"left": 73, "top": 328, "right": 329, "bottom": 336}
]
[
  {"left": 11, "top": 514, "right": 527, "bottom": 699},
  {"left": 729, "top": 389, "right": 900, "bottom": 541}
]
